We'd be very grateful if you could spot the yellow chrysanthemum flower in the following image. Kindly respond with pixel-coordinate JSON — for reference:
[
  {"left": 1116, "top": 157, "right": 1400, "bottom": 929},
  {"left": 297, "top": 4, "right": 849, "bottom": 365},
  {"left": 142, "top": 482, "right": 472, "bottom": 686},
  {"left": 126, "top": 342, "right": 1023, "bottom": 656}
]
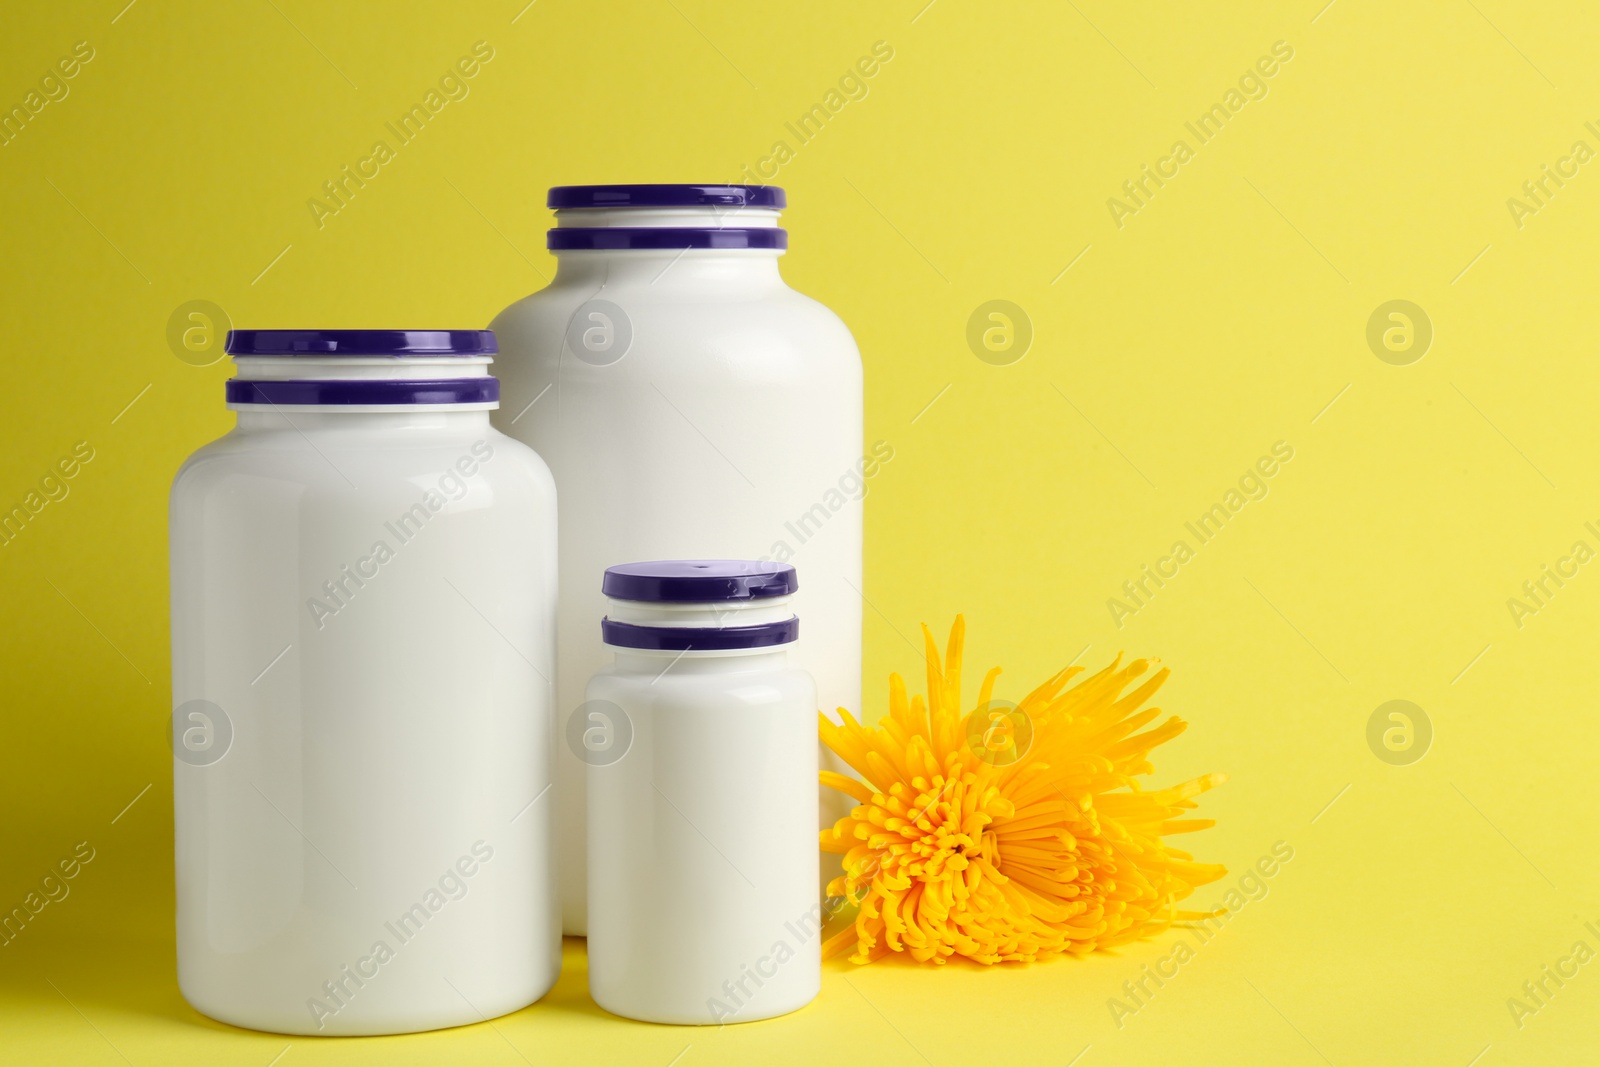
[{"left": 819, "top": 616, "right": 1226, "bottom": 965}]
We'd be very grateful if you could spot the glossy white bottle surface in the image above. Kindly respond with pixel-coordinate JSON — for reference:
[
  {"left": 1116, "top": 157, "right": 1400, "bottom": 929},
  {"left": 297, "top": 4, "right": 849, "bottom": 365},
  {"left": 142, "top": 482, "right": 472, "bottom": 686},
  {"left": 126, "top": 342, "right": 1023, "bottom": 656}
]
[
  {"left": 491, "top": 185, "right": 865, "bottom": 934},
  {"left": 169, "top": 331, "right": 559, "bottom": 1035},
  {"left": 585, "top": 561, "right": 820, "bottom": 1025}
]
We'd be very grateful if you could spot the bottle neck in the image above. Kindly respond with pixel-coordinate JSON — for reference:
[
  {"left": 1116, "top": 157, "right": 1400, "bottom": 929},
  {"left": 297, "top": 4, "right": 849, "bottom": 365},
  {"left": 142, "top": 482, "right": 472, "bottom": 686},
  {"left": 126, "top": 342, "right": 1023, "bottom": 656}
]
[
  {"left": 554, "top": 205, "right": 782, "bottom": 229},
  {"left": 602, "top": 595, "right": 798, "bottom": 673},
  {"left": 227, "top": 356, "right": 497, "bottom": 430},
  {"left": 604, "top": 594, "right": 795, "bottom": 628},
  {"left": 549, "top": 204, "right": 786, "bottom": 287},
  {"left": 231, "top": 356, "right": 493, "bottom": 381}
]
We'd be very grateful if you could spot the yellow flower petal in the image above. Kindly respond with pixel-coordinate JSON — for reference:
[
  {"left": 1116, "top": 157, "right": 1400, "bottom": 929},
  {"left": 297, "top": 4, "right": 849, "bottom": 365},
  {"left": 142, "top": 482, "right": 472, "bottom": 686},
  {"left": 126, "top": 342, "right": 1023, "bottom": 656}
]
[{"left": 819, "top": 615, "right": 1225, "bottom": 966}]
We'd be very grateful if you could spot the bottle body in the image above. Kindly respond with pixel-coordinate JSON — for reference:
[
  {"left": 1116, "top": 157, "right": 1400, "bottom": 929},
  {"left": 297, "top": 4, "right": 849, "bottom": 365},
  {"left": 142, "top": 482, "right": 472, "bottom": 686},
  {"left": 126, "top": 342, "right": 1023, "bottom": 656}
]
[
  {"left": 492, "top": 194, "right": 864, "bottom": 934},
  {"left": 171, "top": 394, "right": 559, "bottom": 1034},
  {"left": 586, "top": 647, "right": 820, "bottom": 1025}
]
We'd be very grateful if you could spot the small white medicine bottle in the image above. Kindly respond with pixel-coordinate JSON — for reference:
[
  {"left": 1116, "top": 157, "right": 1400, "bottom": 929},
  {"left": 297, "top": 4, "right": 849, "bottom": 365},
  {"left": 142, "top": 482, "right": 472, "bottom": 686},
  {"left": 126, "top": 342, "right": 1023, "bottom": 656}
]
[{"left": 584, "top": 560, "right": 820, "bottom": 1025}]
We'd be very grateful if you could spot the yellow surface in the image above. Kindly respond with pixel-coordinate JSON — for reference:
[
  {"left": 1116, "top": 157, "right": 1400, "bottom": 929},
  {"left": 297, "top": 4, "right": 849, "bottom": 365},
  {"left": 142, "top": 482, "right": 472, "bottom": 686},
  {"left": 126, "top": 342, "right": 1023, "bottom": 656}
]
[{"left": 2, "top": 0, "right": 1597, "bottom": 1063}]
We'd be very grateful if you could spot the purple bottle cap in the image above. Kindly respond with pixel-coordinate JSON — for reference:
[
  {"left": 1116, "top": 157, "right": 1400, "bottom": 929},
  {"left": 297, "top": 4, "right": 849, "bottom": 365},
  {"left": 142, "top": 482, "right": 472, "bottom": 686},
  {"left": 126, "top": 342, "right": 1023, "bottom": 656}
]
[{"left": 601, "top": 560, "right": 798, "bottom": 602}]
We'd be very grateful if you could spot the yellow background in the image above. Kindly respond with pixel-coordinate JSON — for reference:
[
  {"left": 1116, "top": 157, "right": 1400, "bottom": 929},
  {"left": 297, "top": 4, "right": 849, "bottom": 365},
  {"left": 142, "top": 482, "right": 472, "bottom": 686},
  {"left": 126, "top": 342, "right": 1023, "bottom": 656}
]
[{"left": 3, "top": 0, "right": 1596, "bottom": 1063}]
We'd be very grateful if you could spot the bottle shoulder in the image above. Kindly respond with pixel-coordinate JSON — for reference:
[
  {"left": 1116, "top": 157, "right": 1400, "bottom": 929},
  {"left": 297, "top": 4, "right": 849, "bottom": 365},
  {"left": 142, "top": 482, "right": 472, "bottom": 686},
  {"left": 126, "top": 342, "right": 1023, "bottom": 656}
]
[
  {"left": 587, "top": 659, "right": 815, "bottom": 709},
  {"left": 495, "top": 271, "right": 857, "bottom": 340},
  {"left": 493, "top": 291, "right": 860, "bottom": 384},
  {"left": 171, "top": 423, "right": 555, "bottom": 501}
]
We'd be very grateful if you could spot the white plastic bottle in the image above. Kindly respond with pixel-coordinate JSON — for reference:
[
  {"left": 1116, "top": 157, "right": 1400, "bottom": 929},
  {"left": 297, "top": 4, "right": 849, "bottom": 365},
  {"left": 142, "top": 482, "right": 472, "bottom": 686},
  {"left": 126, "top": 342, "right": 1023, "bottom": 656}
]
[
  {"left": 491, "top": 185, "right": 864, "bottom": 934},
  {"left": 585, "top": 561, "right": 820, "bottom": 1025},
  {"left": 169, "top": 330, "right": 559, "bottom": 1035}
]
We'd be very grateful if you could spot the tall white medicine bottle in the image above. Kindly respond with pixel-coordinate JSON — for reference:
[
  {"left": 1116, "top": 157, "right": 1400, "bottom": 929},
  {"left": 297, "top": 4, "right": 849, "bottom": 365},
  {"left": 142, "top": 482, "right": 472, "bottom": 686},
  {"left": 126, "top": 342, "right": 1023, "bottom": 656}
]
[{"left": 490, "top": 185, "right": 865, "bottom": 934}]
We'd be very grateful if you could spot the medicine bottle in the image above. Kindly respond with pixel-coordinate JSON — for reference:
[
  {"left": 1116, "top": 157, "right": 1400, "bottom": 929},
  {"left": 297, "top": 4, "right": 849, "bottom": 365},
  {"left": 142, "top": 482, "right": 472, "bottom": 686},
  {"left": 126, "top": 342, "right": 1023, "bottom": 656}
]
[
  {"left": 169, "top": 330, "right": 559, "bottom": 1035},
  {"left": 585, "top": 560, "right": 820, "bottom": 1025},
  {"left": 491, "top": 185, "right": 865, "bottom": 933}
]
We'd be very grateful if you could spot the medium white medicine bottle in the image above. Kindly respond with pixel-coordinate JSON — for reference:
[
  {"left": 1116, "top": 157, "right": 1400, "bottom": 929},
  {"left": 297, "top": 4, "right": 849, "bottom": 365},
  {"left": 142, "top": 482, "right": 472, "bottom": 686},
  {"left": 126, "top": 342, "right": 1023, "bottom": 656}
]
[
  {"left": 491, "top": 184, "right": 865, "bottom": 934},
  {"left": 168, "top": 330, "right": 559, "bottom": 1035},
  {"left": 584, "top": 561, "right": 821, "bottom": 1025}
]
